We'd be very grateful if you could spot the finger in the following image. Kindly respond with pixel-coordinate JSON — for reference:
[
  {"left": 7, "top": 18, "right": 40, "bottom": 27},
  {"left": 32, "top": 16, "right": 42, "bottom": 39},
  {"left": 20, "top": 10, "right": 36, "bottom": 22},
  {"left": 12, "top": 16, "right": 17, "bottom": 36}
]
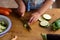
[
  {"left": 31, "top": 17, "right": 37, "bottom": 24},
  {"left": 28, "top": 17, "right": 34, "bottom": 24},
  {"left": 21, "top": 13, "right": 24, "bottom": 17}
]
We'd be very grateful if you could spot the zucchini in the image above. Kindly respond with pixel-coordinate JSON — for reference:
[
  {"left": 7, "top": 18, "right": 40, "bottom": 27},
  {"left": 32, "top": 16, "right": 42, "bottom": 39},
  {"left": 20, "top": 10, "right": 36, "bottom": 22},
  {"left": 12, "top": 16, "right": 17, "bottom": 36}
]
[
  {"left": 52, "top": 23, "right": 58, "bottom": 31},
  {"left": 40, "top": 21, "right": 50, "bottom": 27},
  {"left": 51, "top": 18, "right": 60, "bottom": 31},
  {"left": 0, "top": 25, "right": 3, "bottom": 29},
  {"left": 43, "top": 14, "right": 52, "bottom": 20},
  {"left": 38, "top": 17, "right": 46, "bottom": 22},
  {"left": 0, "top": 29, "right": 3, "bottom": 33},
  {"left": 1, "top": 26, "right": 6, "bottom": 29},
  {"left": 41, "top": 33, "right": 47, "bottom": 40}
]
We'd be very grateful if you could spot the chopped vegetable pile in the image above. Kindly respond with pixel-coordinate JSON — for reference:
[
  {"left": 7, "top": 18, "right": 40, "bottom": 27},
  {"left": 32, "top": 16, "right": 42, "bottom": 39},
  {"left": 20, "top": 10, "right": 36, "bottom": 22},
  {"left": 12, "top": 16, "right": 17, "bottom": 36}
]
[
  {"left": 38, "top": 14, "right": 51, "bottom": 28},
  {"left": 0, "top": 21, "right": 7, "bottom": 33}
]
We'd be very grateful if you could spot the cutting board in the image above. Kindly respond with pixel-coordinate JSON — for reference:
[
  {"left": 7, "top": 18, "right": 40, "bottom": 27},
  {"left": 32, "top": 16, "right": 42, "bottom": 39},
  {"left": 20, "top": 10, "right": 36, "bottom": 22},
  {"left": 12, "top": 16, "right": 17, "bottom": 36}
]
[{"left": 0, "top": 8, "right": 60, "bottom": 40}]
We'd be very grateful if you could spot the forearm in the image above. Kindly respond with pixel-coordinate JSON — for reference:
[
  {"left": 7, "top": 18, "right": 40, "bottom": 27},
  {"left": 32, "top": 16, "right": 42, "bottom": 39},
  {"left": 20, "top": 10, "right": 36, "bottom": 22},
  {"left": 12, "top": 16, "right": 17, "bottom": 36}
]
[
  {"left": 15, "top": 0, "right": 25, "bottom": 7},
  {"left": 37, "top": 0, "right": 55, "bottom": 15}
]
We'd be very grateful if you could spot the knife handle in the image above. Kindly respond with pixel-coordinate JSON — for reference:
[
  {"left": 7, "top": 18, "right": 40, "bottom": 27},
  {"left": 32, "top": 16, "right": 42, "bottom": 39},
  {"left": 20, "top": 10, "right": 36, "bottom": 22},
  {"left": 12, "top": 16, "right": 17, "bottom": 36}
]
[{"left": 47, "top": 34, "right": 60, "bottom": 40}]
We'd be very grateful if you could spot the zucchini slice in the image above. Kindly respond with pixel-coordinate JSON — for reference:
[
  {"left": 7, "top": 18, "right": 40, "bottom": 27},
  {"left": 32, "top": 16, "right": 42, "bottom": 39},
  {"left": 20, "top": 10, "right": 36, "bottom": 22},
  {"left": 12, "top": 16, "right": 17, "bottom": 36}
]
[
  {"left": 1, "top": 26, "right": 6, "bottom": 29},
  {"left": 0, "top": 25, "right": 3, "bottom": 29},
  {"left": 40, "top": 21, "right": 50, "bottom": 27},
  {"left": 43, "top": 14, "right": 52, "bottom": 20},
  {"left": 38, "top": 17, "right": 46, "bottom": 22},
  {"left": 0, "top": 29, "right": 3, "bottom": 33}
]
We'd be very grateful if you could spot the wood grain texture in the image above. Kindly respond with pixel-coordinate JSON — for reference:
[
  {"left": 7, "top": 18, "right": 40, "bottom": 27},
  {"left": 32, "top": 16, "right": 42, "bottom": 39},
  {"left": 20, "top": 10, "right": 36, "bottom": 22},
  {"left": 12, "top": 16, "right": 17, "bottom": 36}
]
[{"left": 0, "top": 8, "right": 60, "bottom": 40}]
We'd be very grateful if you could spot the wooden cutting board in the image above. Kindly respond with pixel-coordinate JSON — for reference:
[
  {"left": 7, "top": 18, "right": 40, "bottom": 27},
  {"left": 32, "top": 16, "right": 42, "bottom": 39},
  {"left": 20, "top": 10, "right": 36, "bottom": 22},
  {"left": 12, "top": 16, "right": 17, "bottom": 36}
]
[{"left": 0, "top": 8, "right": 60, "bottom": 40}]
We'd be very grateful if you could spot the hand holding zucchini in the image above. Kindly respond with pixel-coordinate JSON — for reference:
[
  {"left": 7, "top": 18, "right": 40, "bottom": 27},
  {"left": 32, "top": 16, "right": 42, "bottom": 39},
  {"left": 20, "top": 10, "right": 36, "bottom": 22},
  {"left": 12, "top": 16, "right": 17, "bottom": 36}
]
[{"left": 0, "top": 7, "right": 12, "bottom": 15}]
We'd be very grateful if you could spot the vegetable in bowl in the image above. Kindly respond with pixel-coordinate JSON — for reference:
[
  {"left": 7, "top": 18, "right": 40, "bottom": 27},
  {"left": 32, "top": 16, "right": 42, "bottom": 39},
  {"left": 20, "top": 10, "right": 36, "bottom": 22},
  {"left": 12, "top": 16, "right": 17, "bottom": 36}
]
[
  {"left": 0, "top": 15, "right": 12, "bottom": 37},
  {"left": 0, "top": 21, "right": 7, "bottom": 33}
]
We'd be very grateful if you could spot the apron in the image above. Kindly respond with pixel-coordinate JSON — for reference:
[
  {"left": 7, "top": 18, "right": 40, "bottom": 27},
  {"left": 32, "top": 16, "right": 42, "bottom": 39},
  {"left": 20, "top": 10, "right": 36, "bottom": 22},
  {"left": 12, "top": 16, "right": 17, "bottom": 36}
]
[{"left": 23, "top": 0, "right": 45, "bottom": 11}]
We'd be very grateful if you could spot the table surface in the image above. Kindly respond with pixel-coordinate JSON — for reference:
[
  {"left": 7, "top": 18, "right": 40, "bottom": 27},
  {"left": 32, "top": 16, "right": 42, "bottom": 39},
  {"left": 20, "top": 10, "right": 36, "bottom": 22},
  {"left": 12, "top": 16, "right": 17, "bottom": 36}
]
[{"left": 0, "top": 8, "right": 60, "bottom": 40}]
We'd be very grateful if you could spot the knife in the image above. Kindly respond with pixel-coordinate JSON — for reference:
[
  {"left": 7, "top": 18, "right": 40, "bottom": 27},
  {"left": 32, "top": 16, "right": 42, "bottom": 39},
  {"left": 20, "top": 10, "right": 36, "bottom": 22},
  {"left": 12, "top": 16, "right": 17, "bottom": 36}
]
[{"left": 20, "top": 17, "right": 31, "bottom": 31}]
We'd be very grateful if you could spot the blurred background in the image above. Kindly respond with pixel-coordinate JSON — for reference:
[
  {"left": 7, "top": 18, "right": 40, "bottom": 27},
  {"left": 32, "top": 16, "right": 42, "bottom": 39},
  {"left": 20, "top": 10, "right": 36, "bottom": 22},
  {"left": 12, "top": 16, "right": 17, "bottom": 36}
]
[{"left": 0, "top": 0, "right": 60, "bottom": 8}]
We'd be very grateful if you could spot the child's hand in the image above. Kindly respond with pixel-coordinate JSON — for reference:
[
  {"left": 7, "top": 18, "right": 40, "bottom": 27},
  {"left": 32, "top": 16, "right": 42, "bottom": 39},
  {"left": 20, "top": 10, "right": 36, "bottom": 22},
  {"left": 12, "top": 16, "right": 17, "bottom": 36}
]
[{"left": 28, "top": 12, "right": 40, "bottom": 24}]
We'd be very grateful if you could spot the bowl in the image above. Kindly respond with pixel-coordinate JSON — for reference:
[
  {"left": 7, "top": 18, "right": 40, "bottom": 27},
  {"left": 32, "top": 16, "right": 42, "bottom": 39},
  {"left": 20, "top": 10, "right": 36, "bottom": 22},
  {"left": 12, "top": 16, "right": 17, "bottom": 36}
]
[{"left": 0, "top": 15, "right": 12, "bottom": 37}]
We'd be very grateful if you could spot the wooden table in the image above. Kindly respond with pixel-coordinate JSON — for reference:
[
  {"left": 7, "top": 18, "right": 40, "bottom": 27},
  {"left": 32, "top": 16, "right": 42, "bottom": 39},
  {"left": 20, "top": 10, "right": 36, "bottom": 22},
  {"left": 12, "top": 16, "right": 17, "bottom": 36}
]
[{"left": 0, "top": 8, "right": 60, "bottom": 40}]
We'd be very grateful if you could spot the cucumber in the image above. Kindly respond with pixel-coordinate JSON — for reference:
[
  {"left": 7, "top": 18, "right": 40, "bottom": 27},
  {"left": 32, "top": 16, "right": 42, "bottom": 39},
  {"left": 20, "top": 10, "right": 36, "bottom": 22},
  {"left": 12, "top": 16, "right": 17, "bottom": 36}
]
[
  {"left": 0, "top": 29, "right": 3, "bottom": 33},
  {"left": 40, "top": 21, "right": 50, "bottom": 27},
  {"left": 38, "top": 17, "right": 46, "bottom": 22},
  {"left": 1, "top": 26, "right": 6, "bottom": 29},
  {"left": 1, "top": 21, "right": 5, "bottom": 25},
  {"left": 0, "top": 25, "right": 3, "bottom": 29},
  {"left": 43, "top": 14, "right": 52, "bottom": 20}
]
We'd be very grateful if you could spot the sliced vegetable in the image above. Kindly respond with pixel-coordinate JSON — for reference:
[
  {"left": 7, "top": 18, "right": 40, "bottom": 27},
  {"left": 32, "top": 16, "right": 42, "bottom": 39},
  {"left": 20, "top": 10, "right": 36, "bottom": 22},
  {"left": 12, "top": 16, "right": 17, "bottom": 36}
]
[
  {"left": 0, "top": 21, "right": 5, "bottom": 25},
  {"left": 40, "top": 21, "right": 50, "bottom": 27},
  {"left": 0, "top": 29, "right": 3, "bottom": 33},
  {"left": 43, "top": 14, "right": 52, "bottom": 20},
  {"left": 0, "top": 21, "right": 7, "bottom": 33},
  {"left": 0, "top": 25, "right": 3, "bottom": 29},
  {"left": 24, "top": 24, "right": 27, "bottom": 28},
  {"left": 23, "top": 23, "right": 31, "bottom": 31},
  {"left": 38, "top": 17, "right": 46, "bottom": 22},
  {"left": 1, "top": 26, "right": 6, "bottom": 29}
]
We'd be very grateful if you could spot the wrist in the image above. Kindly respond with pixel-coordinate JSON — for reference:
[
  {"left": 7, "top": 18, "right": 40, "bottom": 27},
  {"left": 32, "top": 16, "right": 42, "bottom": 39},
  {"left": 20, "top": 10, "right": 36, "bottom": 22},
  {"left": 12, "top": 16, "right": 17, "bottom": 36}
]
[{"left": 36, "top": 11, "right": 44, "bottom": 16}]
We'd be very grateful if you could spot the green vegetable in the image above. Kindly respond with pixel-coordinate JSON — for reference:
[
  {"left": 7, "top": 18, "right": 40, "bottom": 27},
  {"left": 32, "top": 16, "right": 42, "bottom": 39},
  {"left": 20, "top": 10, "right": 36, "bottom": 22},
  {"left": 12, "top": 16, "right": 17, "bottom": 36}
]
[
  {"left": 41, "top": 33, "right": 47, "bottom": 40},
  {"left": 42, "top": 14, "right": 52, "bottom": 20},
  {"left": 55, "top": 19, "right": 60, "bottom": 28},
  {"left": 24, "top": 24, "right": 27, "bottom": 28},
  {"left": 0, "top": 29, "right": 3, "bottom": 33},
  {"left": 52, "top": 23, "right": 58, "bottom": 31},
  {"left": 51, "top": 18, "right": 60, "bottom": 31},
  {"left": 23, "top": 23, "right": 31, "bottom": 31},
  {"left": 0, "top": 21, "right": 7, "bottom": 33},
  {"left": 40, "top": 20, "right": 50, "bottom": 28},
  {"left": 1, "top": 26, "right": 6, "bottom": 29}
]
